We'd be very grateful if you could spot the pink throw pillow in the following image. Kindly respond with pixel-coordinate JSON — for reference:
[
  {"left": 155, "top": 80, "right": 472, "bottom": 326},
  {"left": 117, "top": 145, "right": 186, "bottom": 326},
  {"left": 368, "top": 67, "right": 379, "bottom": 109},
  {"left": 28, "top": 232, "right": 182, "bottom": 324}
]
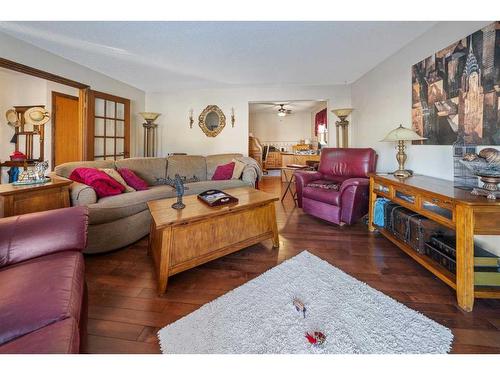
[
  {"left": 117, "top": 168, "right": 149, "bottom": 191},
  {"left": 69, "top": 167, "right": 125, "bottom": 198},
  {"left": 212, "top": 162, "right": 235, "bottom": 180}
]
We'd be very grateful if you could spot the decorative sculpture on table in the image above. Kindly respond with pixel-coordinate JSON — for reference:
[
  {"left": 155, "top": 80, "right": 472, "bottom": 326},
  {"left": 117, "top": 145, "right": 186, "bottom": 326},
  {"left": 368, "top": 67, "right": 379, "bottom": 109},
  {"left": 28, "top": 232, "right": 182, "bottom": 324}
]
[
  {"left": 15, "top": 160, "right": 50, "bottom": 185},
  {"left": 34, "top": 161, "right": 49, "bottom": 180},
  {"left": 460, "top": 148, "right": 500, "bottom": 200},
  {"left": 156, "top": 174, "right": 199, "bottom": 209}
]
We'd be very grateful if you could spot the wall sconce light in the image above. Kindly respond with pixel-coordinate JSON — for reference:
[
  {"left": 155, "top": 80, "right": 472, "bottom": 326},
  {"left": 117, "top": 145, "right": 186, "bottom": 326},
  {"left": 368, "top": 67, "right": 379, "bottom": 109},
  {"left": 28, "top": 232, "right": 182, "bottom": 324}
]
[
  {"left": 139, "top": 112, "right": 161, "bottom": 157},
  {"left": 231, "top": 107, "right": 235, "bottom": 128},
  {"left": 189, "top": 109, "right": 194, "bottom": 129}
]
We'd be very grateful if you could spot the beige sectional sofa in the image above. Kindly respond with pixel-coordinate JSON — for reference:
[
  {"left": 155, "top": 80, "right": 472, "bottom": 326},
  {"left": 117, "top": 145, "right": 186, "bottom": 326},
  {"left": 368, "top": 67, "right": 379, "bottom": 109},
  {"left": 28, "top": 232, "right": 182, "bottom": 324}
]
[{"left": 53, "top": 153, "right": 259, "bottom": 254}]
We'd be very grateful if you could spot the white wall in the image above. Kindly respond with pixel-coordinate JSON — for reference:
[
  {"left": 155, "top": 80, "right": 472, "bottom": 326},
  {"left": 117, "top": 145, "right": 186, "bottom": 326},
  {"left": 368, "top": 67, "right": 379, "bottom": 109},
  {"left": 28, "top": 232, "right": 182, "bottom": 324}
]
[
  {"left": 249, "top": 111, "right": 312, "bottom": 145},
  {"left": 351, "top": 21, "right": 496, "bottom": 179},
  {"left": 351, "top": 21, "right": 499, "bottom": 253},
  {"left": 0, "top": 69, "right": 80, "bottom": 183},
  {"left": 146, "top": 85, "right": 350, "bottom": 156},
  {"left": 0, "top": 31, "right": 146, "bottom": 157}
]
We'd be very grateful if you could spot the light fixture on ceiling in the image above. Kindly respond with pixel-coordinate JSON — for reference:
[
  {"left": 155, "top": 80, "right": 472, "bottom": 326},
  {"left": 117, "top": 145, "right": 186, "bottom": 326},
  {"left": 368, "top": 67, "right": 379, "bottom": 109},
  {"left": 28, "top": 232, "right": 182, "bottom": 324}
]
[{"left": 277, "top": 104, "right": 290, "bottom": 117}]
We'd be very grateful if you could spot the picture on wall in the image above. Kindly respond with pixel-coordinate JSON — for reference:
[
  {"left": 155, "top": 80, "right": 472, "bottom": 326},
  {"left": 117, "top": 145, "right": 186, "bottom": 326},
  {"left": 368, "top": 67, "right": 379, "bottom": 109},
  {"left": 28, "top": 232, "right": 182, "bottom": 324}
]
[{"left": 411, "top": 21, "right": 500, "bottom": 145}]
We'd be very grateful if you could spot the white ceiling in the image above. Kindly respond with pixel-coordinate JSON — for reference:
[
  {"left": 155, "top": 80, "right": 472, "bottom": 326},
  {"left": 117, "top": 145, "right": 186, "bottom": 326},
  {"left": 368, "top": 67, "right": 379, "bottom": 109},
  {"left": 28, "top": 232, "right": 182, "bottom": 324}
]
[
  {"left": 249, "top": 100, "right": 325, "bottom": 114},
  {"left": 0, "top": 21, "right": 436, "bottom": 92}
]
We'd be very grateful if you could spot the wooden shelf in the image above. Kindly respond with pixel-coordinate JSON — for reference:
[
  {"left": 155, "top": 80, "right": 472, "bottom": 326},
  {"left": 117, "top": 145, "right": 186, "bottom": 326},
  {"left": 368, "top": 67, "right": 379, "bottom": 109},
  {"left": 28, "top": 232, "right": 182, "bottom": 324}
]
[
  {"left": 474, "top": 286, "right": 500, "bottom": 299},
  {"left": 378, "top": 227, "right": 457, "bottom": 290}
]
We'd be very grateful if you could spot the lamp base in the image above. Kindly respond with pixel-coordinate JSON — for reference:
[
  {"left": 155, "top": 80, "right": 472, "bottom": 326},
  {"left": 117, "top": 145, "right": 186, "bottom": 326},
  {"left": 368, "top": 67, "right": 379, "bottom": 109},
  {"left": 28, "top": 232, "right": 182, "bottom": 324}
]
[{"left": 393, "top": 169, "right": 413, "bottom": 179}]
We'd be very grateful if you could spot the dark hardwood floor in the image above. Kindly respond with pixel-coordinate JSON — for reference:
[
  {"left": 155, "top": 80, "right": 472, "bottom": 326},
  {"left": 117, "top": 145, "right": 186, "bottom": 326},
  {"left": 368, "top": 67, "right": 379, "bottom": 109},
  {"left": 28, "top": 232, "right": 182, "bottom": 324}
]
[{"left": 85, "top": 177, "right": 500, "bottom": 354}]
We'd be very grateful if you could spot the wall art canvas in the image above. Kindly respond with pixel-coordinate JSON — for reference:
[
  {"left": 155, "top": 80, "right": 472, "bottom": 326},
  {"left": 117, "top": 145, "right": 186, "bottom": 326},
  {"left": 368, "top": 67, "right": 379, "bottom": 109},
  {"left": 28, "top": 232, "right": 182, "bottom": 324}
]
[{"left": 411, "top": 21, "right": 500, "bottom": 145}]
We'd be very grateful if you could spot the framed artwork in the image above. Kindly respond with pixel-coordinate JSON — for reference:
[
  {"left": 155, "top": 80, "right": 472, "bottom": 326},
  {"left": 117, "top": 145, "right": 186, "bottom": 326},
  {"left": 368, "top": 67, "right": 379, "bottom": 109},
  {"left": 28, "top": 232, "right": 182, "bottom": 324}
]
[{"left": 411, "top": 21, "right": 500, "bottom": 145}]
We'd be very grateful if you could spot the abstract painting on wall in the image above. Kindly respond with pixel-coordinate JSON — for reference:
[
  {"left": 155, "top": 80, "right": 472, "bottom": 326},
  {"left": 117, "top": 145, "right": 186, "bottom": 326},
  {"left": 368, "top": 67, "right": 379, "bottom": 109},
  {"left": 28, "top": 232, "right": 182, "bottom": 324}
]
[{"left": 411, "top": 21, "right": 500, "bottom": 146}]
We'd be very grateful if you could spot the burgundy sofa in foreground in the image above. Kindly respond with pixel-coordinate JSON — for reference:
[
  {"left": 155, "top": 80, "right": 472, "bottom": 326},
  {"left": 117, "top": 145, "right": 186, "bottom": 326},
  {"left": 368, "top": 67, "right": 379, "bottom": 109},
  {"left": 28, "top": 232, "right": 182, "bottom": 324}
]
[
  {"left": 295, "top": 148, "right": 377, "bottom": 225},
  {"left": 0, "top": 207, "right": 88, "bottom": 354}
]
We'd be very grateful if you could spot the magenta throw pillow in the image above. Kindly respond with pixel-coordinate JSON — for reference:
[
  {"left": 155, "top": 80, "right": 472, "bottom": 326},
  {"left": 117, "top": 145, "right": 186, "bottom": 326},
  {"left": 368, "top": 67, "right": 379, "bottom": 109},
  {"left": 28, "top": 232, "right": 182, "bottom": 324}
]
[
  {"left": 117, "top": 168, "right": 149, "bottom": 191},
  {"left": 212, "top": 162, "right": 235, "bottom": 180},
  {"left": 69, "top": 167, "right": 125, "bottom": 198}
]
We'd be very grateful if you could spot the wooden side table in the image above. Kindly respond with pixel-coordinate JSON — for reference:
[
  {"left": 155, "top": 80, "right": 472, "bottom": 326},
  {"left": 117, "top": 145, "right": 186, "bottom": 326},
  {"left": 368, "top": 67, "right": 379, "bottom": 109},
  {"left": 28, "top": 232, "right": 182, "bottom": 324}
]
[{"left": 0, "top": 177, "right": 72, "bottom": 218}]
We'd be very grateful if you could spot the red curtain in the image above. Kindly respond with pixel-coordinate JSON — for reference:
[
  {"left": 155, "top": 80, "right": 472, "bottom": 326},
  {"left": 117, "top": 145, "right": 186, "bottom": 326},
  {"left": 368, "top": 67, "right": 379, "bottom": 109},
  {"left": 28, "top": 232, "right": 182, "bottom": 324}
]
[{"left": 314, "top": 108, "right": 327, "bottom": 136}]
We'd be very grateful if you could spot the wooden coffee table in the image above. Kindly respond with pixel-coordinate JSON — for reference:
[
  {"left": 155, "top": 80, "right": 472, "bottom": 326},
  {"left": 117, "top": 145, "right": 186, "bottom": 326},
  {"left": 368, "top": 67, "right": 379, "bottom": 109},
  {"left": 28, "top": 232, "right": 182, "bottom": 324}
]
[{"left": 147, "top": 187, "right": 279, "bottom": 294}]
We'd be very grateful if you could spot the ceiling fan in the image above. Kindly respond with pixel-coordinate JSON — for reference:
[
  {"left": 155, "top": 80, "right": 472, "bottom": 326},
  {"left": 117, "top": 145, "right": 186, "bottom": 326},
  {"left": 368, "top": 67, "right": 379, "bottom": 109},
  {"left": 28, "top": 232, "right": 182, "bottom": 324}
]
[{"left": 277, "top": 104, "right": 292, "bottom": 117}]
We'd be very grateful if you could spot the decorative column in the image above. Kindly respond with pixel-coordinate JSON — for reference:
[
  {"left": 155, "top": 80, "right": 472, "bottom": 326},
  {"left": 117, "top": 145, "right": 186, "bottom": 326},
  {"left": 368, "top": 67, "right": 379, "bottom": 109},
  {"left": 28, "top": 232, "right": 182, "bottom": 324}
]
[
  {"left": 139, "top": 112, "right": 161, "bottom": 157},
  {"left": 331, "top": 108, "right": 353, "bottom": 148}
]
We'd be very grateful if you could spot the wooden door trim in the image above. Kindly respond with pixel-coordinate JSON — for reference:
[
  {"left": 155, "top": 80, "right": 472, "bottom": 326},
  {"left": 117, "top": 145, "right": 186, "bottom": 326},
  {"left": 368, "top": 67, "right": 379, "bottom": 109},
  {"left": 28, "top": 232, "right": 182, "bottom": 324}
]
[
  {"left": 51, "top": 91, "right": 80, "bottom": 169},
  {"left": 0, "top": 57, "right": 89, "bottom": 89}
]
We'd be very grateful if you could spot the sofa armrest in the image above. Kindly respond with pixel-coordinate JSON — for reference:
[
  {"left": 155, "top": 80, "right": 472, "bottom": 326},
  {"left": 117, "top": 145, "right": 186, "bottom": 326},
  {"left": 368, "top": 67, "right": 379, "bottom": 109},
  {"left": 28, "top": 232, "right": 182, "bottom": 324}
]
[
  {"left": 49, "top": 172, "right": 97, "bottom": 206},
  {"left": 339, "top": 178, "right": 370, "bottom": 225},
  {"left": 294, "top": 171, "right": 323, "bottom": 207},
  {"left": 69, "top": 181, "right": 98, "bottom": 206},
  {"left": 241, "top": 166, "right": 258, "bottom": 187},
  {"left": 0, "top": 207, "right": 88, "bottom": 268}
]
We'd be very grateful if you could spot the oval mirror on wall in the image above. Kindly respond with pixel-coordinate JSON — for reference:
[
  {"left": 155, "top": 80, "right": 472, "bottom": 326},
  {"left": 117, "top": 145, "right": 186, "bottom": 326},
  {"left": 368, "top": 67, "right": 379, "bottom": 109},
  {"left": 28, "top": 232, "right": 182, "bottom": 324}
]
[{"left": 199, "top": 105, "right": 226, "bottom": 137}]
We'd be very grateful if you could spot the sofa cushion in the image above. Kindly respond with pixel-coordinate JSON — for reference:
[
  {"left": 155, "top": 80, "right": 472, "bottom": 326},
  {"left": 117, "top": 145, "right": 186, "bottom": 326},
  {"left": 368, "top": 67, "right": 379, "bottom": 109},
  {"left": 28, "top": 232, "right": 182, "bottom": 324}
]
[
  {"left": 232, "top": 159, "right": 246, "bottom": 179},
  {"left": 55, "top": 160, "right": 115, "bottom": 179},
  {"left": 0, "top": 318, "right": 79, "bottom": 354},
  {"left": 100, "top": 168, "right": 135, "bottom": 192},
  {"left": 212, "top": 162, "right": 235, "bottom": 180},
  {"left": 69, "top": 168, "right": 125, "bottom": 198},
  {"left": 206, "top": 153, "right": 243, "bottom": 180},
  {"left": 88, "top": 185, "right": 175, "bottom": 225},
  {"left": 167, "top": 155, "right": 207, "bottom": 181},
  {"left": 184, "top": 179, "right": 251, "bottom": 196},
  {"left": 117, "top": 168, "right": 149, "bottom": 191},
  {"left": 303, "top": 184, "right": 341, "bottom": 206},
  {"left": 0, "top": 251, "right": 84, "bottom": 346},
  {"left": 115, "top": 157, "right": 168, "bottom": 186}
]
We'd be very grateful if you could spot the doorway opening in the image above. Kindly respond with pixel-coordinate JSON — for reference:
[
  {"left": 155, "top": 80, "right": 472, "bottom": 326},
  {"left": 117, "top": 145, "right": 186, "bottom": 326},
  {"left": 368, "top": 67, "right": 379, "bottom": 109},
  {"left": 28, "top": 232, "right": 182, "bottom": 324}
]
[{"left": 248, "top": 99, "right": 328, "bottom": 203}]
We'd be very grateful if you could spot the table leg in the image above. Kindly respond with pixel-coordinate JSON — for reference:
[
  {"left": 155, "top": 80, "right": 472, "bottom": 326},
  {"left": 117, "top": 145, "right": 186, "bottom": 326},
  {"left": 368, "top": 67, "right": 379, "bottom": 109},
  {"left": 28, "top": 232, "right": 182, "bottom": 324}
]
[
  {"left": 154, "top": 227, "right": 172, "bottom": 295},
  {"left": 270, "top": 203, "right": 280, "bottom": 248},
  {"left": 368, "top": 176, "right": 377, "bottom": 232},
  {"left": 281, "top": 170, "right": 294, "bottom": 202},
  {"left": 456, "top": 204, "right": 475, "bottom": 312}
]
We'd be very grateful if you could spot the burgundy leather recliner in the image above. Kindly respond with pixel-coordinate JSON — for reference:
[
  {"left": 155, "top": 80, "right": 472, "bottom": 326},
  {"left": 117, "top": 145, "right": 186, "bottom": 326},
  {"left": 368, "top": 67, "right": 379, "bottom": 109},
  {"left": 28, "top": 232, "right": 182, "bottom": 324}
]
[
  {"left": 0, "top": 207, "right": 88, "bottom": 354},
  {"left": 295, "top": 148, "right": 377, "bottom": 225}
]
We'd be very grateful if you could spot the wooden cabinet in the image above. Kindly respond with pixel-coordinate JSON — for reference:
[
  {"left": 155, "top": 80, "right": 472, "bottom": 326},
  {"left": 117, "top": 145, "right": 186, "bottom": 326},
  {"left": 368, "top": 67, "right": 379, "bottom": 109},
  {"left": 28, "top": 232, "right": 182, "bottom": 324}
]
[
  {"left": 368, "top": 173, "right": 500, "bottom": 312},
  {"left": 0, "top": 178, "right": 71, "bottom": 218},
  {"left": 265, "top": 151, "right": 282, "bottom": 169},
  {"left": 281, "top": 153, "right": 320, "bottom": 167}
]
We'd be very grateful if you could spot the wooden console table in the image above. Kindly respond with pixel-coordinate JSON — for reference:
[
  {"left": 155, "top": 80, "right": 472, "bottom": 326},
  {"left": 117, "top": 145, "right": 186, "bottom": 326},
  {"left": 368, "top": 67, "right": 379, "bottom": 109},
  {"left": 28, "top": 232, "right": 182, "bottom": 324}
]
[
  {"left": 0, "top": 177, "right": 71, "bottom": 218},
  {"left": 368, "top": 173, "right": 500, "bottom": 312}
]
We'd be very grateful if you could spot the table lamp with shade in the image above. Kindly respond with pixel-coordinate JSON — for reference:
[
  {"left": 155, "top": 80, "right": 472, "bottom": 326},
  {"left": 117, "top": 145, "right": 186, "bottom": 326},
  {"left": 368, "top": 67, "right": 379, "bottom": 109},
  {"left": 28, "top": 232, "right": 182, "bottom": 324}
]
[{"left": 381, "top": 124, "right": 427, "bottom": 178}]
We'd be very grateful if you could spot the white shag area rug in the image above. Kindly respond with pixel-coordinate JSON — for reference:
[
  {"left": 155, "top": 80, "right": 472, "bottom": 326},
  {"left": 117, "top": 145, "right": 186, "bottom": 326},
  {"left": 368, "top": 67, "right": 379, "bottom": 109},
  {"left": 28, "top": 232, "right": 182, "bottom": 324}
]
[{"left": 158, "top": 251, "right": 453, "bottom": 354}]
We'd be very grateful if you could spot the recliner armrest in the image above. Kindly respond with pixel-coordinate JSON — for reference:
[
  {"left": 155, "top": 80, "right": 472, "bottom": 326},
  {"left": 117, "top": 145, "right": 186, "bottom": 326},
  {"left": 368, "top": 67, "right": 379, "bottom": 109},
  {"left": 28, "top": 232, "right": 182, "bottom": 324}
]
[
  {"left": 294, "top": 171, "right": 323, "bottom": 207},
  {"left": 0, "top": 207, "right": 88, "bottom": 268},
  {"left": 339, "top": 177, "right": 370, "bottom": 195},
  {"left": 294, "top": 171, "right": 322, "bottom": 186}
]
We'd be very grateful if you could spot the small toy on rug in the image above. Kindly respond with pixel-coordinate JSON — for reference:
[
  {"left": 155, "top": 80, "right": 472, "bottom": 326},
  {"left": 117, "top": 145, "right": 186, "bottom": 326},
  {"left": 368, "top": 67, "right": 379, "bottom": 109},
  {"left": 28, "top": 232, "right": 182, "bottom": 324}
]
[
  {"left": 293, "top": 298, "right": 306, "bottom": 318},
  {"left": 305, "top": 331, "right": 326, "bottom": 347}
]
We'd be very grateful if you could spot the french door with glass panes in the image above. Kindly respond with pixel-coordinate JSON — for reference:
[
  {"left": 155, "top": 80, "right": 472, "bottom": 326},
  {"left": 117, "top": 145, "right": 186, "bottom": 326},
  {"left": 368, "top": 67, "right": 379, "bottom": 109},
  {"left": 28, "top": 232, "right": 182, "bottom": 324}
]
[{"left": 87, "top": 90, "right": 130, "bottom": 161}]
